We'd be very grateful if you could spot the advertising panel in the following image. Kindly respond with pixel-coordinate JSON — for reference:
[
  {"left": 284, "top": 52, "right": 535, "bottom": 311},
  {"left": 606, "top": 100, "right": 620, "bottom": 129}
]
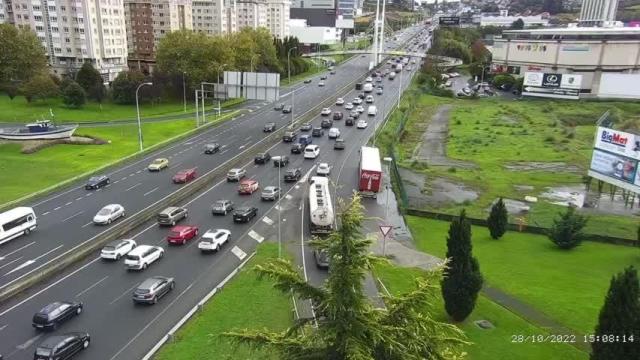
[
  {"left": 589, "top": 149, "right": 637, "bottom": 184},
  {"left": 597, "top": 73, "right": 640, "bottom": 100},
  {"left": 522, "top": 71, "right": 582, "bottom": 100},
  {"left": 594, "top": 127, "right": 640, "bottom": 161},
  {"left": 439, "top": 16, "right": 460, "bottom": 25}
]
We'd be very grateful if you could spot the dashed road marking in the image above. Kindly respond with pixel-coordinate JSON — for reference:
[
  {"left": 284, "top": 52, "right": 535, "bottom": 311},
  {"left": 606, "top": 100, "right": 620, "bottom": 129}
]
[
  {"left": 65, "top": 202, "right": 73, "bottom": 206},
  {"left": 248, "top": 230, "right": 264, "bottom": 243},
  {"left": 76, "top": 197, "right": 83, "bottom": 201},
  {"left": 81, "top": 221, "right": 93, "bottom": 228},
  {"left": 113, "top": 180, "right": 119, "bottom": 184},
  {"left": 126, "top": 182, "right": 142, "bottom": 192},
  {"left": 285, "top": 194, "right": 293, "bottom": 200},
  {"left": 262, "top": 216, "right": 274, "bottom": 225},
  {"left": 42, "top": 211, "right": 50, "bottom": 216},
  {"left": 53, "top": 207, "right": 61, "bottom": 211},
  {"left": 121, "top": 177, "right": 127, "bottom": 181},
  {"left": 63, "top": 211, "right": 84, "bottom": 222},
  {"left": 75, "top": 275, "right": 109, "bottom": 298},
  {"left": 85, "top": 193, "right": 92, "bottom": 197},
  {"left": 17, "top": 334, "right": 43, "bottom": 350},
  {"left": 143, "top": 187, "right": 159, "bottom": 197},
  {"left": 231, "top": 246, "right": 247, "bottom": 260}
]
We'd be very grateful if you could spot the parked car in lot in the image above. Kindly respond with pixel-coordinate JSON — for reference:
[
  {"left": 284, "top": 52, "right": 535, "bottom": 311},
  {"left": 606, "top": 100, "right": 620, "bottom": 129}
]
[
  {"left": 204, "top": 143, "right": 220, "bottom": 154},
  {"left": 124, "top": 245, "right": 164, "bottom": 270},
  {"left": 304, "top": 145, "right": 320, "bottom": 159},
  {"left": 282, "top": 130, "right": 297, "bottom": 142},
  {"left": 238, "top": 179, "right": 259, "bottom": 195},
  {"left": 273, "top": 155, "right": 290, "bottom": 167},
  {"left": 261, "top": 186, "right": 281, "bottom": 201},
  {"left": 157, "top": 206, "right": 188, "bottom": 226},
  {"left": 316, "top": 163, "right": 331, "bottom": 176},
  {"left": 291, "top": 143, "right": 304, "bottom": 154},
  {"left": 328, "top": 127, "right": 340, "bottom": 139},
  {"left": 167, "top": 225, "right": 199, "bottom": 245},
  {"left": 147, "top": 158, "right": 169, "bottom": 171},
  {"left": 312, "top": 127, "right": 325, "bottom": 137},
  {"left": 321, "top": 119, "right": 333, "bottom": 129},
  {"left": 335, "top": 97, "right": 344, "bottom": 105},
  {"left": 320, "top": 107, "right": 332, "bottom": 116},
  {"left": 274, "top": 103, "right": 284, "bottom": 111},
  {"left": 334, "top": 138, "right": 345, "bottom": 149},
  {"left": 263, "top": 122, "right": 276, "bottom": 132},
  {"left": 284, "top": 168, "right": 302, "bottom": 182},
  {"left": 282, "top": 105, "right": 292, "bottom": 113},
  {"left": 357, "top": 119, "right": 368, "bottom": 129},
  {"left": 172, "top": 168, "right": 197, "bottom": 184},
  {"left": 34, "top": 332, "right": 90, "bottom": 360},
  {"left": 32, "top": 301, "right": 83, "bottom": 330},
  {"left": 233, "top": 207, "right": 258, "bottom": 223},
  {"left": 333, "top": 112, "right": 343, "bottom": 120},
  {"left": 198, "top": 229, "right": 230, "bottom": 252},
  {"left": 101, "top": 239, "right": 136, "bottom": 260},
  {"left": 211, "top": 200, "right": 234, "bottom": 215},
  {"left": 300, "top": 123, "right": 312, "bottom": 131},
  {"left": 133, "top": 276, "right": 174, "bottom": 304},
  {"left": 226, "top": 168, "right": 246, "bottom": 181},
  {"left": 85, "top": 175, "right": 109, "bottom": 189},
  {"left": 93, "top": 204, "right": 125, "bottom": 225},
  {"left": 254, "top": 152, "right": 271, "bottom": 164}
]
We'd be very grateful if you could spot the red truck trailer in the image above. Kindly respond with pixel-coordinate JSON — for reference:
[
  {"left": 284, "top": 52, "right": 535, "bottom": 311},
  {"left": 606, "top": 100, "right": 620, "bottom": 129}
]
[{"left": 359, "top": 146, "right": 382, "bottom": 198}]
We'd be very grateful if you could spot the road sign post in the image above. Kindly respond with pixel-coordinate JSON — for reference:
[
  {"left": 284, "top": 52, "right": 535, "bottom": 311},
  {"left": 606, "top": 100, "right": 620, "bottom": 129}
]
[{"left": 380, "top": 225, "right": 392, "bottom": 256}]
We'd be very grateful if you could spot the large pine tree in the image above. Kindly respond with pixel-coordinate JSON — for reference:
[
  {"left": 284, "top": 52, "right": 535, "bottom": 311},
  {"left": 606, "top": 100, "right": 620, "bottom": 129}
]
[
  {"left": 591, "top": 266, "right": 640, "bottom": 360},
  {"left": 441, "top": 210, "right": 483, "bottom": 321},
  {"left": 487, "top": 198, "right": 508, "bottom": 239}
]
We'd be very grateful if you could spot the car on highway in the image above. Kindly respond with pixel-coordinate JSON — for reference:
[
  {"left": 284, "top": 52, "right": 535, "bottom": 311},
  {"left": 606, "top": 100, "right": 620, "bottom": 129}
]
[
  {"left": 332, "top": 112, "right": 343, "bottom": 120},
  {"left": 273, "top": 155, "right": 290, "bottom": 167},
  {"left": 282, "top": 130, "right": 297, "bottom": 142},
  {"left": 320, "top": 75, "right": 327, "bottom": 80},
  {"left": 85, "top": 175, "right": 109, "bottom": 190},
  {"left": 133, "top": 276, "right": 175, "bottom": 304},
  {"left": 320, "top": 107, "right": 332, "bottom": 116},
  {"left": 314, "top": 249, "right": 330, "bottom": 269},
  {"left": 261, "top": 186, "right": 281, "bottom": 201},
  {"left": 198, "top": 229, "right": 231, "bottom": 252},
  {"left": 274, "top": 103, "right": 284, "bottom": 111},
  {"left": 300, "top": 123, "right": 312, "bottom": 131},
  {"left": 238, "top": 179, "right": 259, "bottom": 195},
  {"left": 304, "top": 145, "right": 320, "bottom": 159},
  {"left": 334, "top": 138, "right": 345, "bottom": 150},
  {"left": 330, "top": 70, "right": 336, "bottom": 75},
  {"left": 254, "top": 151, "right": 271, "bottom": 164},
  {"left": 365, "top": 95, "right": 374, "bottom": 103},
  {"left": 358, "top": 92, "right": 366, "bottom": 99},
  {"left": 157, "top": 206, "right": 188, "bottom": 226},
  {"left": 284, "top": 168, "right": 302, "bottom": 182},
  {"left": 233, "top": 206, "right": 258, "bottom": 223},
  {"left": 290, "top": 143, "right": 304, "bottom": 154},
  {"left": 316, "top": 163, "right": 332, "bottom": 176},
  {"left": 124, "top": 245, "right": 164, "bottom": 270},
  {"left": 345, "top": 117, "right": 355, "bottom": 126},
  {"left": 147, "top": 158, "right": 170, "bottom": 171},
  {"left": 32, "top": 301, "right": 83, "bottom": 330},
  {"left": 328, "top": 127, "right": 340, "bottom": 139},
  {"left": 344, "top": 103, "right": 354, "bottom": 110},
  {"left": 173, "top": 168, "right": 197, "bottom": 184},
  {"left": 335, "top": 97, "right": 344, "bottom": 105},
  {"left": 211, "top": 200, "right": 234, "bottom": 215},
  {"left": 167, "top": 225, "right": 199, "bottom": 245},
  {"left": 34, "top": 332, "right": 90, "bottom": 360},
  {"left": 226, "top": 168, "right": 246, "bottom": 181},
  {"left": 365, "top": 76, "right": 373, "bottom": 82},
  {"left": 101, "top": 239, "right": 137, "bottom": 260},
  {"left": 318, "top": 81, "right": 325, "bottom": 87},
  {"left": 350, "top": 110, "right": 360, "bottom": 118},
  {"left": 282, "top": 105, "right": 292, "bottom": 113},
  {"left": 93, "top": 204, "right": 125, "bottom": 225},
  {"left": 356, "top": 105, "right": 365, "bottom": 113},
  {"left": 312, "top": 127, "right": 325, "bottom": 137},
  {"left": 352, "top": 97, "right": 362, "bottom": 105},
  {"left": 321, "top": 118, "right": 333, "bottom": 129},
  {"left": 376, "top": 88, "right": 384, "bottom": 95},
  {"left": 204, "top": 143, "right": 220, "bottom": 154},
  {"left": 357, "top": 119, "right": 368, "bottom": 129},
  {"left": 303, "top": 79, "right": 312, "bottom": 84},
  {"left": 263, "top": 122, "right": 276, "bottom": 132},
  {"left": 376, "top": 77, "right": 383, "bottom": 82}
]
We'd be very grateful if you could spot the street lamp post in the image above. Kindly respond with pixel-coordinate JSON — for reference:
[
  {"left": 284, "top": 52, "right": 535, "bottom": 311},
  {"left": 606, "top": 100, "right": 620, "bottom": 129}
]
[
  {"left": 135, "top": 82, "right": 153, "bottom": 152},
  {"left": 287, "top": 47, "right": 297, "bottom": 85},
  {"left": 194, "top": 89, "right": 199, "bottom": 126},
  {"left": 290, "top": 87, "right": 295, "bottom": 128},
  {"left": 182, "top": 72, "right": 187, "bottom": 112},
  {"left": 278, "top": 163, "right": 282, "bottom": 258},
  {"left": 397, "top": 66, "right": 403, "bottom": 109},
  {"left": 382, "top": 157, "right": 393, "bottom": 256}
]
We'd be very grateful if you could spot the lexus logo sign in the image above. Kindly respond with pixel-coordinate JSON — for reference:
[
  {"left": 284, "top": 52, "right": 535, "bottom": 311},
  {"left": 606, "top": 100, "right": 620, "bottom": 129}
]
[{"left": 542, "top": 73, "right": 561, "bottom": 87}]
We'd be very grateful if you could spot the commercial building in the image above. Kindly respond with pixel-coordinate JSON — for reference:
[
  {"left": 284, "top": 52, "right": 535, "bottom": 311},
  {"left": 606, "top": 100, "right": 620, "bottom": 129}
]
[
  {"left": 474, "top": 10, "right": 549, "bottom": 28},
  {"left": 489, "top": 26, "right": 640, "bottom": 98},
  {"left": 579, "top": 0, "right": 618, "bottom": 27},
  {"left": 3, "top": 0, "right": 128, "bottom": 82}
]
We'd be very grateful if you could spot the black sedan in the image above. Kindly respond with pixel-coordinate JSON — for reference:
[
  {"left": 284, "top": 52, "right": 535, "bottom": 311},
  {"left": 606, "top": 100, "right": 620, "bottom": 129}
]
[
  {"left": 204, "top": 143, "right": 220, "bottom": 154},
  {"left": 32, "top": 301, "right": 83, "bottom": 330},
  {"left": 233, "top": 207, "right": 258, "bottom": 223},
  {"left": 346, "top": 117, "right": 355, "bottom": 126},
  {"left": 291, "top": 143, "right": 304, "bottom": 154},
  {"left": 85, "top": 175, "right": 109, "bottom": 190},
  {"left": 254, "top": 152, "right": 271, "bottom": 164},
  {"left": 333, "top": 112, "right": 343, "bottom": 120},
  {"left": 284, "top": 168, "right": 302, "bottom": 182},
  {"left": 34, "top": 332, "right": 90, "bottom": 360}
]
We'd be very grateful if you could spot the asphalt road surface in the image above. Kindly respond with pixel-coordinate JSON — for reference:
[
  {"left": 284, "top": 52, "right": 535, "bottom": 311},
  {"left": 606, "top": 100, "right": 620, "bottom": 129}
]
[{"left": 0, "top": 25, "right": 429, "bottom": 360}]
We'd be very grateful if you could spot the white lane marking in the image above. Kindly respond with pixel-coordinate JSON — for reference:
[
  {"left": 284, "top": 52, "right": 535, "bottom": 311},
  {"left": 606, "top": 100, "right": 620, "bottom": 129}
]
[
  {"left": 76, "top": 197, "right": 83, "bottom": 201},
  {"left": 238, "top": 145, "right": 246, "bottom": 150},
  {"left": 85, "top": 193, "right": 92, "bottom": 197},
  {"left": 41, "top": 211, "right": 50, "bottom": 216},
  {"left": 17, "top": 333, "right": 43, "bottom": 350},
  {"left": 65, "top": 202, "right": 73, "bottom": 206},
  {"left": 221, "top": 149, "right": 229, "bottom": 154},
  {"left": 113, "top": 180, "right": 120, "bottom": 184},
  {"left": 109, "top": 283, "right": 194, "bottom": 360},
  {"left": 128, "top": 174, "right": 135, "bottom": 177},
  {"left": 244, "top": 136, "right": 252, "bottom": 141},
  {"left": 136, "top": 170, "right": 142, "bottom": 174},
  {"left": 125, "top": 182, "right": 142, "bottom": 192},
  {"left": 262, "top": 216, "right": 274, "bottom": 225},
  {"left": 143, "top": 187, "right": 159, "bottom": 197},
  {"left": 62, "top": 211, "right": 84, "bottom": 222},
  {"left": 53, "top": 207, "right": 61, "bottom": 211},
  {"left": 75, "top": 275, "right": 108, "bottom": 298},
  {"left": 248, "top": 230, "right": 264, "bottom": 243},
  {"left": 4, "top": 245, "right": 64, "bottom": 276},
  {"left": 0, "top": 257, "right": 23, "bottom": 271},
  {"left": 231, "top": 246, "right": 247, "bottom": 260},
  {"left": 81, "top": 221, "right": 93, "bottom": 228},
  {"left": 121, "top": 177, "right": 127, "bottom": 181},
  {"left": 0, "top": 324, "right": 7, "bottom": 331},
  {"left": 109, "top": 283, "right": 141, "bottom": 305},
  {"left": 0, "top": 242, "right": 35, "bottom": 260},
  {"left": 299, "top": 165, "right": 317, "bottom": 183}
]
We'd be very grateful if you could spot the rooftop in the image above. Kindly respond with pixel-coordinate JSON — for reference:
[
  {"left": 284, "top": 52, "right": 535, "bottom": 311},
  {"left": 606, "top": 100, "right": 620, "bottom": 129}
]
[{"left": 502, "top": 26, "right": 640, "bottom": 36}]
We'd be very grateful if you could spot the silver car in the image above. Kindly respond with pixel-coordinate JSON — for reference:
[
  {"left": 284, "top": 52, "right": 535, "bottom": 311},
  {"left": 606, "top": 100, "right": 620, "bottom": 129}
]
[
  {"left": 261, "top": 186, "right": 281, "bottom": 201},
  {"left": 133, "top": 276, "right": 175, "bottom": 304},
  {"left": 226, "top": 168, "right": 246, "bottom": 182}
]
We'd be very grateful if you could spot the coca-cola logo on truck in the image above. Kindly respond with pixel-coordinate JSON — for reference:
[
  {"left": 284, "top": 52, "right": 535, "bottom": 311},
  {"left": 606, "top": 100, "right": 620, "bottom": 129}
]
[{"left": 361, "top": 172, "right": 380, "bottom": 180}]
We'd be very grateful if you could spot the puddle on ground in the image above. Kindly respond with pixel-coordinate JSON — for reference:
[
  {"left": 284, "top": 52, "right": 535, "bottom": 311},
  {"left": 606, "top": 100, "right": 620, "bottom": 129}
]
[
  {"left": 540, "top": 186, "right": 585, "bottom": 208},
  {"left": 486, "top": 198, "right": 530, "bottom": 215},
  {"left": 398, "top": 169, "right": 479, "bottom": 208},
  {"left": 504, "top": 162, "right": 581, "bottom": 172},
  {"left": 541, "top": 185, "right": 640, "bottom": 216}
]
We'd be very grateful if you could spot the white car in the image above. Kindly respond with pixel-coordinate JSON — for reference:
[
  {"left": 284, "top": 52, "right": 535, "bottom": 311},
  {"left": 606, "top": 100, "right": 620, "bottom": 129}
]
[
  {"left": 124, "top": 245, "right": 164, "bottom": 270},
  {"left": 365, "top": 95, "right": 374, "bottom": 103},
  {"left": 352, "top": 97, "right": 362, "bottom": 105},
  {"left": 318, "top": 81, "right": 325, "bottom": 87},
  {"left": 93, "top": 204, "right": 125, "bottom": 225},
  {"left": 320, "top": 108, "right": 332, "bottom": 116},
  {"left": 328, "top": 127, "right": 340, "bottom": 139},
  {"left": 357, "top": 119, "right": 368, "bottom": 129},
  {"left": 365, "top": 76, "right": 373, "bottom": 82},
  {"left": 304, "top": 145, "right": 320, "bottom": 159},
  {"left": 344, "top": 103, "right": 354, "bottom": 110},
  {"left": 101, "top": 239, "right": 137, "bottom": 260},
  {"left": 198, "top": 229, "right": 231, "bottom": 252},
  {"left": 335, "top": 98, "right": 344, "bottom": 105},
  {"left": 356, "top": 105, "right": 365, "bottom": 113},
  {"left": 316, "top": 163, "right": 331, "bottom": 176}
]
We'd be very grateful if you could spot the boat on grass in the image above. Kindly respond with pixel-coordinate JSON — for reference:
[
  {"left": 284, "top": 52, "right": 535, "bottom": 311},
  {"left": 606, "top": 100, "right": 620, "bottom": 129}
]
[{"left": 0, "top": 120, "right": 78, "bottom": 140}]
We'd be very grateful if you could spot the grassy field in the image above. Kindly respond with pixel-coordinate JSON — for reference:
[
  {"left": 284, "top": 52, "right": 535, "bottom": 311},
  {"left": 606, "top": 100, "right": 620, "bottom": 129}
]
[
  {"left": 0, "top": 96, "right": 244, "bottom": 124},
  {"left": 374, "top": 263, "right": 588, "bottom": 360},
  {"left": 155, "top": 243, "right": 292, "bottom": 360},
  {"left": 405, "top": 216, "right": 640, "bottom": 335},
  {"left": 384, "top": 89, "right": 640, "bottom": 239}
]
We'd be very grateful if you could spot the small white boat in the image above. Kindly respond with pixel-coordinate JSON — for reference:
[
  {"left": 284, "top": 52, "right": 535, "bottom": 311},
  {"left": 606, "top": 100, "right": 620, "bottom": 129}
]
[{"left": 0, "top": 120, "right": 78, "bottom": 140}]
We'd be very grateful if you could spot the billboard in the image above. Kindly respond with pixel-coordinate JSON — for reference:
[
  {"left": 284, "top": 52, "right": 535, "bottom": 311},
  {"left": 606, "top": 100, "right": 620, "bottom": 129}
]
[
  {"left": 439, "top": 16, "right": 460, "bottom": 26},
  {"left": 522, "top": 72, "right": 582, "bottom": 100},
  {"left": 224, "top": 71, "right": 280, "bottom": 101},
  {"left": 597, "top": 73, "right": 640, "bottom": 100},
  {"left": 588, "top": 126, "right": 640, "bottom": 193}
]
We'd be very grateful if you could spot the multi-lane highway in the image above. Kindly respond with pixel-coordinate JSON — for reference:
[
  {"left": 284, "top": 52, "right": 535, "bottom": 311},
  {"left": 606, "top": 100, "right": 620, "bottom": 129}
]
[{"left": 0, "top": 24, "right": 429, "bottom": 360}]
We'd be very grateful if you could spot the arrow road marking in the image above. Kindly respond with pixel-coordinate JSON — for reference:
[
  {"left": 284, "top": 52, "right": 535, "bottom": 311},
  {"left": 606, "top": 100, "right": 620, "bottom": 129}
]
[{"left": 4, "top": 245, "right": 64, "bottom": 276}]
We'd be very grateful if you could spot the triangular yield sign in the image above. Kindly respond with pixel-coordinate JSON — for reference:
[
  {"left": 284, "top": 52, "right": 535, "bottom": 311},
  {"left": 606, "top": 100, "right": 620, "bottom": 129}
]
[{"left": 379, "top": 225, "right": 392, "bottom": 237}]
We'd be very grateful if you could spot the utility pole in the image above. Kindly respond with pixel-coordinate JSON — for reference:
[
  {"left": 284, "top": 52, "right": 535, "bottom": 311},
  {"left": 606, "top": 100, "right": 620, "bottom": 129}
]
[
  {"left": 135, "top": 82, "right": 153, "bottom": 152},
  {"left": 379, "top": 0, "right": 387, "bottom": 64},
  {"left": 195, "top": 89, "right": 199, "bottom": 126},
  {"left": 287, "top": 47, "right": 297, "bottom": 84},
  {"left": 277, "top": 164, "right": 282, "bottom": 258},
  {"left": 373, "top": 0, "right": 381, "bottom": 66}
]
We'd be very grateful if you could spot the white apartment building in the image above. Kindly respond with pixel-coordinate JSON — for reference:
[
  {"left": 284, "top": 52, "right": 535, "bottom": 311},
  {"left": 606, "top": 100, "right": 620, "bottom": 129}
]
[
  {"left": 192, "top": 0, "right": 234, "bottom": 34},
  {"left": 579, "top": 0, "right": 618, "bottom": 27},
  {"left": 235, "top": 0, "right": 266, "bottom": 30},
  {"left": 5, "top": 0, "right": 128, "bottom": 82},
  {"left": 193, "top": 0, "right": 288, "bottom": 38},
  {"left": 266, "top": 0, "right": 289, "bottom": 38}
]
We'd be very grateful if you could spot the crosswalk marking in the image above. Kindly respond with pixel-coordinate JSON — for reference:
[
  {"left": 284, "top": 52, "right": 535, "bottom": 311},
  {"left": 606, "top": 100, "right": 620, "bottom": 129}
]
[
  {"left": 231, "top": 246, "right": 247, "bottom": 260},
  {"left": 248, "top": 230, "right": 265, "bottom": 243},
  {"left": 262, "top": 216, "right": 274, "bottom": 225}
]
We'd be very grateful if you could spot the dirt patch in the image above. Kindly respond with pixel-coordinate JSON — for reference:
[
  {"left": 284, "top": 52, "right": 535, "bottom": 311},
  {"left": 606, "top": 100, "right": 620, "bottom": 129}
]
[
  {"left": 514, "top": 185, "right": 535, "bottom": 191},
  {"left": 540, "top": 185, "right": 640, "bottom": 216},
  {"left": 504, "top": 162, "right": 581, "bottom": 172},
  {"left": 2, "top": 135, "right": 109, "bottom": 154},
  {"left": 399, "top": 167, "right": 479, "bottom": 208}
]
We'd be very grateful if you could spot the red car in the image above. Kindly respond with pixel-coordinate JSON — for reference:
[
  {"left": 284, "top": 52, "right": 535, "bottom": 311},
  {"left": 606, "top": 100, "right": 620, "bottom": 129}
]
[
  {"left": 167, "top": 225, "right": 199, "bottom": 245},
  {"left": 173, "top": 168, "right": 197, "bottom": 184}
]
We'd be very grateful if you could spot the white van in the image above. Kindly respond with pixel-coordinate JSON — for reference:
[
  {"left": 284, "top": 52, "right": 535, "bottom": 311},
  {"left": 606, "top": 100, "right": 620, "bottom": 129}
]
[
  {"left": 363, "top": 83, "right": 373, "bottom": 93},
  {"left": 124, "top": 245, "right": 165, "bottom": 270},
  {"left": 328, "top": 127, "right": 341, "bottom": 139},
  {"left": 0, "top": 207, "right": 36, "bottom": 245},
  {"left": 367, "top": 105, "right": 377, "bottom": 116},
  {"left": 304, "top": 145, "right": 320, "bottom": 159}
]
